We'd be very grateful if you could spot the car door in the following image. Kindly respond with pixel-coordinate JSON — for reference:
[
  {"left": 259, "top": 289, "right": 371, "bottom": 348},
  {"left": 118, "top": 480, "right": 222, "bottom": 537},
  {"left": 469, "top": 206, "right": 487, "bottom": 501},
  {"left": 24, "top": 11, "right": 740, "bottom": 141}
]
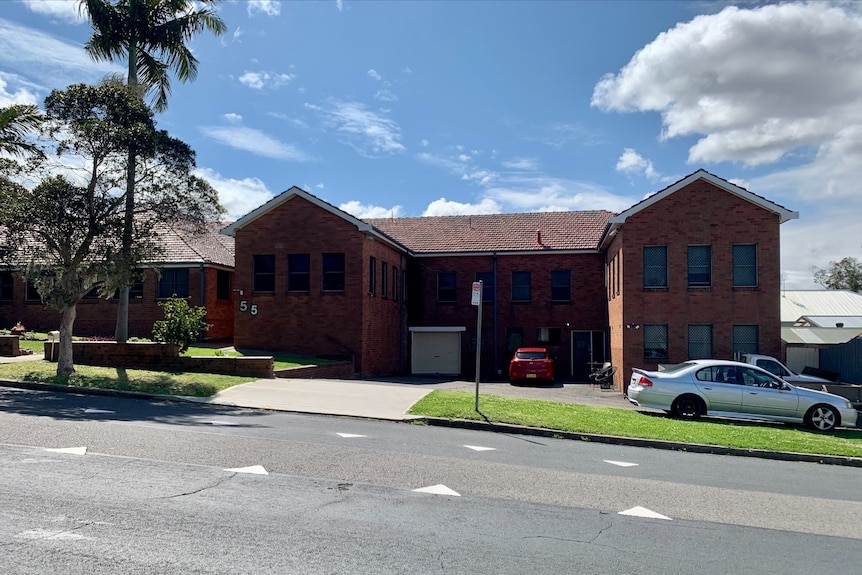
[
  {"left": 738, "top": 366, "right": 799, "bottom": 417},
  {"left": 693, "top": 366, "right": 742, "bottom": 413}
]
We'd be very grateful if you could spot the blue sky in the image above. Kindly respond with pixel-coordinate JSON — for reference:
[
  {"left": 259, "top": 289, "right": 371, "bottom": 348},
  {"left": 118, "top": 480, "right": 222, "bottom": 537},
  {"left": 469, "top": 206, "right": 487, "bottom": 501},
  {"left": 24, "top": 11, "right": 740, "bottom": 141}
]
[{"left": 2, "top": 0, "right": 861, "bottom": 289}]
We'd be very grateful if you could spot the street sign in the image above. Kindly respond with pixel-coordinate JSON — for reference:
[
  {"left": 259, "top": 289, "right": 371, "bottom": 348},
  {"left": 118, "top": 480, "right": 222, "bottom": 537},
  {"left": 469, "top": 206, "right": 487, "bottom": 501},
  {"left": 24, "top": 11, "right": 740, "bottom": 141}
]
[{"left": 471, "top": 281, "right": 482, "bottom": 306}]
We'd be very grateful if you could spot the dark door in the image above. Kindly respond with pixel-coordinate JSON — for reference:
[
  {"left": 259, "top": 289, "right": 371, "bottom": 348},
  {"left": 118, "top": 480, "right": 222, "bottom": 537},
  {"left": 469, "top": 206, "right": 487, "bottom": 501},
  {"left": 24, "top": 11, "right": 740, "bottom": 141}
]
[{"left": 571, "top": 331, "right": 593, "bottom": 381}]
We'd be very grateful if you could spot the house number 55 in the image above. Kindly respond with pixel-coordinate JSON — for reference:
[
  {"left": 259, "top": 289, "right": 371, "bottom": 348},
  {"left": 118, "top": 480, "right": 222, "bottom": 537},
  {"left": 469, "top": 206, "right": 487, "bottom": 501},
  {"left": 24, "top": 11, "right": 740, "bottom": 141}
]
[{"left": 239, "top": 300, "right": 258, "bottom": 315}]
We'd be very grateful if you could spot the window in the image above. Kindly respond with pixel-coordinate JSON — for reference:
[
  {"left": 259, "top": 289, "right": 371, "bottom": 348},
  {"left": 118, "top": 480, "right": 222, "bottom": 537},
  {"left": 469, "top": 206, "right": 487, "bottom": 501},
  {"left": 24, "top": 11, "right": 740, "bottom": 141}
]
[
  {"left": 475, "top": 272, "right": 494, "bottom": 303},
  {"left": 438, "top": 272, "right": 456, "bottom": 302},
  {"left": 392, "top": 266, "right": 399, "bottom": 302},
  {"left": 382, "top": 261, "right": 388, "bottom": 298},
  {"left": 287, "top": 254, "right": 310, "bottom": 293},
  {"left": 733, "top": 325, "right": 758, "bottom": 355},
  {"left": 512, "top": 271, "right": 531, "bottom": 302},
  {"left": 536, "top": 327, "right": 561, "bottom": 345},
  {"left": 470, "top": 327, "right": 488, "bottom": 352},
  {"left": 551, "top": 270, "right": 571, "bottom": 302},
  {"left": 217, "top": 270, "right": 231, "bottom": 300},
  {"left": 0, "top": 271, "right": 13, "bottom": 302},
  {"left": 368, "top": 256, "right": 376, "bottom": 295},
  {"left": 643, "top": 246, "right": 668, "bottom": 288},
  {"left": 322, "top": 253, "right": 345, "bottom": 292},
  {"left": 253, "top": 255, "right": 276, "bottom": 293},
  {"left": 506, "top": 327, "right": 523, "bottom": 353},
  {"left": 643, "top": 324, "right": 669, "bottom": 361},
  {"left": 83, "top": 285, "right": 101, "bottom": 300},
  {"left": 130, "top": 276, "right": 144, "bottom": 300},
  {"left": 696, "top": 365, "right": 739, "bottom": 384},
  {"left": 687, "top": 245, "right": 711, "bottom": 286},
  {"left": 733, "top": 244, "right": 757, "bottom": 287},
  {"left": 25, "top": 281, "right": 41, "bottom": 302},
  {"left": 158, "top": 268, "right": 190, "bottom": 298},
  {"left": 688, "top": 324, "right": 713, "bottom": 359}
]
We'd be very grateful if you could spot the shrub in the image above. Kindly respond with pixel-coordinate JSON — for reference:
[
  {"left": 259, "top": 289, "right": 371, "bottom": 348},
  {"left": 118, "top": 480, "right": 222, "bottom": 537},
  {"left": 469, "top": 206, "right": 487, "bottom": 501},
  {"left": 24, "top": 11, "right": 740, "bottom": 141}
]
[{"left": 151, "top": 295, "right": 210, "bottom": 353}]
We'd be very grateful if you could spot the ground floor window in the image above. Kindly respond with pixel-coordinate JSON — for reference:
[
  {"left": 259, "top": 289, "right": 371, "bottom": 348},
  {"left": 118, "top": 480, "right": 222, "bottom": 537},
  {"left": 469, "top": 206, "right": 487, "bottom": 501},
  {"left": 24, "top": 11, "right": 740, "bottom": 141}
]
[
  {"left": 158, "top": 268, "right": 190, "bottom": 298},
  {"left": 643, "top": 324, "right": 669, "bottom": 361},
  {"left": 506, "top": 327, "right": 523, "bottom": 352},
  {"left": 733, "top": 325, "right": 758, "bottom": 355},
  {"left": 536, "top": 327, "right": 561, "bottom": 346},
  {"left": 688, "top": 324, "right": 713, "bottom": 359}
]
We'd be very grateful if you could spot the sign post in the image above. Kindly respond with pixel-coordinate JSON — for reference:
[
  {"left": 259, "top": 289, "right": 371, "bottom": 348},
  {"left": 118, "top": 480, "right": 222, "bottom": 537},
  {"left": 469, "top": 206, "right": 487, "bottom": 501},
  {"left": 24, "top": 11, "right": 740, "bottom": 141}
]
[{"left": 472, "top": 281, "right": 482, "bottom": 411}]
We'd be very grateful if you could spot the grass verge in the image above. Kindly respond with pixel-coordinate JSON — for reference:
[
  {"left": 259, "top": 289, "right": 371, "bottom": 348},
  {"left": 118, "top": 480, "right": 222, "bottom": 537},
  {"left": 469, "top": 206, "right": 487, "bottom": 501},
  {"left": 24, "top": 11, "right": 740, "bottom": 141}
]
[
  {"left": 0, "top": 360, "right": 255, "bottom": 397},
  {"left": 408, "top": 390, "right": 862, "bottom": 458}
]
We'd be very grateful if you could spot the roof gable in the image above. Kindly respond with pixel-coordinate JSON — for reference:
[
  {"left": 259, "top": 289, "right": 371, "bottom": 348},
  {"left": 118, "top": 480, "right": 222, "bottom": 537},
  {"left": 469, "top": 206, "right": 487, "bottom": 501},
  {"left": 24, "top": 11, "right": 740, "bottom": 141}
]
[{"left": 609, "top": 169, "right": 798, "bottom": 226}]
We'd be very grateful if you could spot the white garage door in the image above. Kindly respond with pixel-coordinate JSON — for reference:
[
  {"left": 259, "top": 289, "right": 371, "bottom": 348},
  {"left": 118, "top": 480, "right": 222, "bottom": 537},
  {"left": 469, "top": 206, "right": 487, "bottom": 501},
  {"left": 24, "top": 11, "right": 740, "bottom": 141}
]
[{"left": 412, "top": 330, "right": 462, "bottom": 375}]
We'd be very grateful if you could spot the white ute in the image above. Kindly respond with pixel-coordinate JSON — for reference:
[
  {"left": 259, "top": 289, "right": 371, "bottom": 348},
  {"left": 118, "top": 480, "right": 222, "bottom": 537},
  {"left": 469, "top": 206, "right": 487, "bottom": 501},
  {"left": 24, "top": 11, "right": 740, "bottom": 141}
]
[{"left": 739, "top": 353, "right": 831, "bottom": 385}]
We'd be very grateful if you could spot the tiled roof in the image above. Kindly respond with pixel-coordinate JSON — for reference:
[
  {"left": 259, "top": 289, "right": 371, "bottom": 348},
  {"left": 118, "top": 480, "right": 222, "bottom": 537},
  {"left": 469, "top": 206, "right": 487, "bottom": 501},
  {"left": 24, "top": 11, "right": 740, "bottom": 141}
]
[
  {"left": 151, "top": 222, "right": 235, "bottom": 267},
  {"left": 365, "top": 211, "right": 612, "bottom": 254}
]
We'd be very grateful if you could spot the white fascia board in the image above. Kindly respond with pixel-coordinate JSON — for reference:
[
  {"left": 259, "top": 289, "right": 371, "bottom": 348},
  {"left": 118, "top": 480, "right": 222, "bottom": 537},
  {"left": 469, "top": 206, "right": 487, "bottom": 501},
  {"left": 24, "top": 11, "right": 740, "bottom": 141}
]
[
  {"left": 410, "top": 249, "right": 603, "bottom": 258},
  {"left": 609, "top": 169, "right": 799, "bottom": 225},
  {"left": 409, "top": 326, "right": 467, "bottom": 332}
]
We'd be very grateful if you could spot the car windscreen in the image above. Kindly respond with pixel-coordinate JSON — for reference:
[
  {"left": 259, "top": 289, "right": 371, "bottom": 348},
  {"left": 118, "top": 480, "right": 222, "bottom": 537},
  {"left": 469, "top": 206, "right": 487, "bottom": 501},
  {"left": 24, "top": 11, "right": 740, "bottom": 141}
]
[{"left": 515, "top": 351, "right": 547, "bottom": 360}]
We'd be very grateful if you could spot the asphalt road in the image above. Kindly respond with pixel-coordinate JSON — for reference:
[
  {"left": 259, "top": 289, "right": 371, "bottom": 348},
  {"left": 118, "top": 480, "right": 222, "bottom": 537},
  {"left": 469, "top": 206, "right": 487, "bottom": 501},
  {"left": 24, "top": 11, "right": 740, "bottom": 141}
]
[{"left": 1, "top": 387, "right": 861, "bottom": 574}]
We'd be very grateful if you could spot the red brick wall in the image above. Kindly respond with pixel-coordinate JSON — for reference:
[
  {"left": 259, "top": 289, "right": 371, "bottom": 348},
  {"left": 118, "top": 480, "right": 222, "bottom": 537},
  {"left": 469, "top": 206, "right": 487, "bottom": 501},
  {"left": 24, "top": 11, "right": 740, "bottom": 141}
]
[
  {"left": 0, "top": 267, "right": 223, "bottom": 340},
  {"left": 409, "top": 252, "right": 606, "bottom": 378},
  {"left": 611, "top": 180, "right": 783, "bottom": 390},
  {"left": 361, "top": 240, "right": 406, "bottom": 375},
  {"left": 232, "top": 196, "right": 405, "bottom": 375},
  {"left": 201, "top": 267, "right": 234, "bottom": 340}
]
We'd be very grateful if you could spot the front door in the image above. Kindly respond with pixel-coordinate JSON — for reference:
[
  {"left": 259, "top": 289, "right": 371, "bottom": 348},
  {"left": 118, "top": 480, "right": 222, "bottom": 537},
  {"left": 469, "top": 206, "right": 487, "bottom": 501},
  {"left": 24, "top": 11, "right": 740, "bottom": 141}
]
[{"left": 571, "top": 331, "right": 606, "bottom": 381}]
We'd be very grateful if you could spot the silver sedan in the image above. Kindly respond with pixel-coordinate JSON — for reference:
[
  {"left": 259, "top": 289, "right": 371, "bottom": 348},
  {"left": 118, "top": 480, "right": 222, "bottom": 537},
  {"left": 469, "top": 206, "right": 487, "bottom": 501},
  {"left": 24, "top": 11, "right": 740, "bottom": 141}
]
[{"left": 627, "top": 359, "right": 858, "bottom": 431}]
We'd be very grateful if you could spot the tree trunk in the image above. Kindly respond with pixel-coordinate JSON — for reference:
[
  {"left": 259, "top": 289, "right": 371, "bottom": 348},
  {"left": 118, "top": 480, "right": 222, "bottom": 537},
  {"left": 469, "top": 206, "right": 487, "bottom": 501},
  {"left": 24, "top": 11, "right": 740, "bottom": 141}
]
[
  {"left": 115, "top": 285, "right": 130, "bottom": 343},
  {"left": 57, "top": 304, "right": 77, "bottom": 375}
]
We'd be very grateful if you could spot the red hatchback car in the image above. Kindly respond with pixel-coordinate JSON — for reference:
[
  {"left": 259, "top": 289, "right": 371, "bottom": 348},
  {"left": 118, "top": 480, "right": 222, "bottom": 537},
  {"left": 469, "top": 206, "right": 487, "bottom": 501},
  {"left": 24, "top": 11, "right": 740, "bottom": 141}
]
[{"left": 509, "top": 347, "right": 554, "bottom": 385}]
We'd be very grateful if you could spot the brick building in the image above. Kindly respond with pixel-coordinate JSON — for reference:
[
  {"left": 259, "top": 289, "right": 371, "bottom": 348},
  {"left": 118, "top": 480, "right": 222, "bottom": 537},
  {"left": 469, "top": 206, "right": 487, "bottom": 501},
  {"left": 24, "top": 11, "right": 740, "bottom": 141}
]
[
  {"left": 223, "top": 169, "right": 798, "bottom": 388},
  {"left": 0, "top": 222, "right": 235, "bottom": 341}
]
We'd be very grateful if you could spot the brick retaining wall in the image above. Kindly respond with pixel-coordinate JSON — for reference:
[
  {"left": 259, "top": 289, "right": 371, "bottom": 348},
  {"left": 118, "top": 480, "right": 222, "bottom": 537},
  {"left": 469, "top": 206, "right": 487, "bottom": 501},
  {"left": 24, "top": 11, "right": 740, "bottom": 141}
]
[{"left": 274, "top": 360, "right": 355, "bottom": 379}]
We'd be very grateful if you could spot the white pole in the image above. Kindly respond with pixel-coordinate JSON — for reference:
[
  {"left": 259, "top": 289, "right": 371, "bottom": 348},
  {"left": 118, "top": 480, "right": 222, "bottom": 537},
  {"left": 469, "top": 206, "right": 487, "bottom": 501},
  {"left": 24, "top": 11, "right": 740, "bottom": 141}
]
[{"left": 474, "top": 280, "right": 482, "bottom": 411}]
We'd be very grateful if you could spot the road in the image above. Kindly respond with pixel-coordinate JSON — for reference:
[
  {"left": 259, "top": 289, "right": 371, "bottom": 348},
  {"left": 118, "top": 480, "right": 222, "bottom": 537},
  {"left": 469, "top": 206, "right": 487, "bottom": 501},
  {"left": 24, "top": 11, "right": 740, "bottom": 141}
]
[{"left": 1, "top": 386, "right": 860, "bottom": 574}]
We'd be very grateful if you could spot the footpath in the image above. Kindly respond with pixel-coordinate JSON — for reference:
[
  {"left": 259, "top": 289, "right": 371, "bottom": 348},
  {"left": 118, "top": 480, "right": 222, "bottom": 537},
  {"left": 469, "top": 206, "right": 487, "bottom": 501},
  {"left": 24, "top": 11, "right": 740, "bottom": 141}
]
[{"left": 2, "top": 353, "right": 860, "bottom": 467}]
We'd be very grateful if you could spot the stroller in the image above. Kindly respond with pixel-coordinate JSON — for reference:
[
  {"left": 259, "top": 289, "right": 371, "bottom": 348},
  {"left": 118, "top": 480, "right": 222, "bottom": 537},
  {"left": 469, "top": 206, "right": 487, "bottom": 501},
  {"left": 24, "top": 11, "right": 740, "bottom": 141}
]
[{"left": 589, "top": 362, "right": 617, "bottom": 389}]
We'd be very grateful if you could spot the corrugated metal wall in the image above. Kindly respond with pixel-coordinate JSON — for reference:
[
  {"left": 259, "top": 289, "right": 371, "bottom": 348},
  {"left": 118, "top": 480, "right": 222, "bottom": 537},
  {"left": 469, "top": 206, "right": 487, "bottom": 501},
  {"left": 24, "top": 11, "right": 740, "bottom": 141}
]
[
  {"left": 820, "top": 337, "right": 862, "bottom": 384},
  {"left": 786, "top": 347, "right": 819, "bottom": 373}
]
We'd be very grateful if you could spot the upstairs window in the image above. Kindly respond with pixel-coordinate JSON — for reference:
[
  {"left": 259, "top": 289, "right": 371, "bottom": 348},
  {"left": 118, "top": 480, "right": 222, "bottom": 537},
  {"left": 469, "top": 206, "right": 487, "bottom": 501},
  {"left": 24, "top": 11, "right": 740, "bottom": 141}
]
[
  {"left": 382, "top": 261, "right": 388, "bottom": 298},
  {"left": 512, "top": 271, "right": 531, "bottom": 302},
  {"left": 392, "top": 266, "right": 399, "bottom": 302},
  {"left": 438, "top": 272, "right": 456, "bottom": 302},
  {"left": 475, "top": 272, "right": 494, "bottom": 303},
  {"left": 687, "top": 245, "right": 712, "bottom": 287},
  {"left": 288, "top": 254, "right": 310, "bottom": 293},
  {"left": 158, "top": 268, "right": 190, "bottom": 298},
  {"left": 733, "top": 244, "right": 757, "bottom": 287},
  {"left": 551, "top": 270, "right": 571, "bottom": 302},
  {"left": 253, "top": 255, "right": 276, "bottom": 293},
  {"left": 368, "top": 256, "right": 376, "bottom": 295},
  {"left": 643, "top": 246, "right": 668, "bottom": 288},
  {"left": 322, "top": 253, "right": 345, "bottom": 292}
]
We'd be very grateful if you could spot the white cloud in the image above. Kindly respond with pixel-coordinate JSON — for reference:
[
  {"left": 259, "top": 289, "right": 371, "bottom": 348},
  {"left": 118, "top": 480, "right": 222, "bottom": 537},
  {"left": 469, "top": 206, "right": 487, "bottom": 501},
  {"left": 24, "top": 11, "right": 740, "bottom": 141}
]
[
  {"left": 0, "top": 74, "right": 39, "bottom": 106},
  {"left": 238, "top": 71, "right": 294, "bottom": 90},
  {"left": 336, "top": 0, "right": 344, "bottom": 13},
  {"left": 248, "top": 0, "right": 280, "bottom": 17},
  {"left": 422, "top": 197, "right": 502, "bottom": 217},
  {"left": 367, "top": 69, "right": 381, "bottom": 81},
  {"left": 195, "top": 168, "right": 275, "bottom": 222},
  {"left": 339, "top": 201, "right": 404, "bottom": 219},
  {"left": 501, "top": 157, "right": 539, "bottom": 170},
  {"left": 0, "top": 18, "right": 120, "bottom": 90},
  {"left": 223, "top": 113, "right": 242, "bottom": 123},
  {"left": 616, "top": 148, "right": 659, "bottom": 180},
  {"left": 374, "top": 90, "right": 398, "bottom": 102},
  {"left": 232, "top": 27, "right": 244, "bottom": 41},
  {"left": 592, "top": 3, "right": 862, "bottom": 168},
  {"left": 21, "top": 0, "right": 86, "bottom": 24},
  {"left": 200, "top": 125, "right": 314, "bottom": 162},
  {"left": 307, "top": 99, "right": 405, "bottom": 158}
]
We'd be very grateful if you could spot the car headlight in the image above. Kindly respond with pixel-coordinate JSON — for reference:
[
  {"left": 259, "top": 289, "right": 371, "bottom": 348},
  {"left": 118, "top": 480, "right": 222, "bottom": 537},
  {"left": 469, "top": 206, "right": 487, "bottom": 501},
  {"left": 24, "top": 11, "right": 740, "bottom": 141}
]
[{"left": 846, "top": 401, "right": 855, "bottom": 410}]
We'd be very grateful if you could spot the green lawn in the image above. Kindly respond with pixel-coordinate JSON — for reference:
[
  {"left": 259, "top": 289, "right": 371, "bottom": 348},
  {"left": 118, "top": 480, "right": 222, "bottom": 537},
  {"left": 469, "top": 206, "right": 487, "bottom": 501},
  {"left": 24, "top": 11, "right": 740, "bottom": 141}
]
[
  {"left": 408, "top": 390, "right": 862, "bottom": 458},
  {"left": 0, "top": 359, "right": 255, "bottom": 397}
]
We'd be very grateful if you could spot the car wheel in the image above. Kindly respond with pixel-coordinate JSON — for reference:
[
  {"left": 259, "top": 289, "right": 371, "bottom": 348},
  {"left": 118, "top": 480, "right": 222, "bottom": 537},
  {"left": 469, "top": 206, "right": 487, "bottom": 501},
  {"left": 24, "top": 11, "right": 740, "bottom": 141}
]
[
  {"left": 806, "top": 404, "right": 839, "bottom": 432},
  {"left": 671, "top": 395, "right": 703, "bottom": 419}
]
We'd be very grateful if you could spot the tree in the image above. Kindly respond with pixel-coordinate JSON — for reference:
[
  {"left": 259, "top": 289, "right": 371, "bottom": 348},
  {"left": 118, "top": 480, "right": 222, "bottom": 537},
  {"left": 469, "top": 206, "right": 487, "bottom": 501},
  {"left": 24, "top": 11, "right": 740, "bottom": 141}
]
[
  {"left": 0, "top": 104, "right": 42, "bottom": 158},
  {"left": 80, "top": 0, "right": 226, "bottom": 343},
  {"left": 0, "top": 83, "right": 223, "bottom": 374},
  {"left": 813, "top": 256, "right": 862, "bottom": 292}
]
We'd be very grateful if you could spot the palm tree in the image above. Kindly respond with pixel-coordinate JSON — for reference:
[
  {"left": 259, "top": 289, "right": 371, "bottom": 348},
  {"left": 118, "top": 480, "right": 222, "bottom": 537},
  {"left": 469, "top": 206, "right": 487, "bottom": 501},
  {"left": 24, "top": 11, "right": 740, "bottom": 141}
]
[
  {"left": 0, "top": 104, "right": 42, "bottom": 158},
  {"left": 80, "top": 0, "right": 226, "bottom": 342}
]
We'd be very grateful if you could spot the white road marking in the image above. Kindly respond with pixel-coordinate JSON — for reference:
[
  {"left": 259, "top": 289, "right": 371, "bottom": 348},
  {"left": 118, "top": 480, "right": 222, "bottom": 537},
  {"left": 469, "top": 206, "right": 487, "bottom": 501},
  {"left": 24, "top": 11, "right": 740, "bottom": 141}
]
[
  {"left": 225, "top": 465, "right": 269, "bottom": 475},
  {"left": 604, "top": 460, "right": 639, "bottom": 467},
  {"left": 413, "top": 484, "right": 461, "bottom": 497},
  {"left": 619, "top": 506, "right": 672, "bottom": 520},
  {"left": 464, "top": 445, "right": 496, "bottom": 452},
  {"left": 336, "top": 433, "right": 367, "bottom": 438},
  {"left": 45, "top": 447, "right": 87, "bottom": 456},
  {"left": 84, "top": 408, "right": 115, "bottom": 414}
]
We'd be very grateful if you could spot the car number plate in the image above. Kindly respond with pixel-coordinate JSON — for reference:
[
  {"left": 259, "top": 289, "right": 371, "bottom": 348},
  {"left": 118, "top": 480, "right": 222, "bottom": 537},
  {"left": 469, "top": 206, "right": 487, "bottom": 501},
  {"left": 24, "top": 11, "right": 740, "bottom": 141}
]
[{"left": 526, "top": 373, "right": 537, "bottom": 378}]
